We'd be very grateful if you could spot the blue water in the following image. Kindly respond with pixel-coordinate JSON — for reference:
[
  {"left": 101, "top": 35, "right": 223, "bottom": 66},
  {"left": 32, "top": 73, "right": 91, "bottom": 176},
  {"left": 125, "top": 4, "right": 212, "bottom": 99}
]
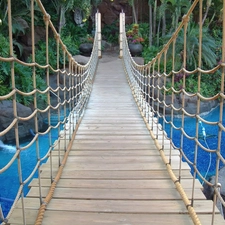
[
  {"left": 159, "top": 105, "right": 225, "bottom": 181},
  {"left": 0, "top": 128, "right": 60, "bottom": 218}
]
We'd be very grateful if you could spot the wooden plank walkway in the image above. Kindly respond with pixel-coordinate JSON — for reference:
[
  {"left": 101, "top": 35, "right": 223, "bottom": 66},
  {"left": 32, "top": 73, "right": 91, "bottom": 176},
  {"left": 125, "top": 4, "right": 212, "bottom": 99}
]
[{"left": 8, "top": 53, "right": 224, "bottom": 224}]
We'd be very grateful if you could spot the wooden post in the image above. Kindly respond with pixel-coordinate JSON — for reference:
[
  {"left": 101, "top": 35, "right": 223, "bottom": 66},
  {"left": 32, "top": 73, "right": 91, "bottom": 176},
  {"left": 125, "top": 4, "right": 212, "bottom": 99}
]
[
  {"left": 97, "top": 12, "right": 102, "bottom": 58},
  {"left": 119, "top": 12, "right": 124, "bottom": 58}
]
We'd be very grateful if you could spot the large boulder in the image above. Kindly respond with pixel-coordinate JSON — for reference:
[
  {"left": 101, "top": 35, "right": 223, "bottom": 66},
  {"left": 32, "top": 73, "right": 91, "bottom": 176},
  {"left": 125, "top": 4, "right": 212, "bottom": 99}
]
[
  {"left": 179, "top": 92, "right": 218, "bottom": 114},
  {"left": 98, "top": 0, "right": 149, "bottom": 26},
  {"left": 73, "top": 55, "right": 90, "bottom": 65},
  {"left": 0, "top": 101, "right": 43, "bottom": 142}
]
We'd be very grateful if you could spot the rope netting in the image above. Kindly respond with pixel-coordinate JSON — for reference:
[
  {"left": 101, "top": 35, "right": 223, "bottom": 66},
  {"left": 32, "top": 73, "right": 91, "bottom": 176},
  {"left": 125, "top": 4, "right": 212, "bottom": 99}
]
[
  {"left": 1, "top": 0, "right": 225, "bottom": 224},
  {"left": 120, "top": 0, "right": 225, "bottom": 224},
  {"left": 0, "top": 0, "right": 101, "bottom": 224}
]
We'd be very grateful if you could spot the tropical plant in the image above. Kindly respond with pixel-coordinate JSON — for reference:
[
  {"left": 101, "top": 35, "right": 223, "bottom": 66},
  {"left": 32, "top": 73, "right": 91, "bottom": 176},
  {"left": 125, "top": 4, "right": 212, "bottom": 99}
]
[
  {"left": 102, "top": 20, "right": 119, "bottom": 44},
  {"left": 46, "top": 0, "right": 102, "bottom": 34},
  {"left": 148, "top": 0, "right": 191, "bottom": 47},
  {"left": 163, "top": 22, "right": 218, "bottom": 71},
  {"left": 126, "top": 24, "right": 144, "bottom": 44},
  {"left": 0, "top": 34, "right": 11, "bottom": 96},
  {"left": 0, "top": 34, "right": 47, "bottom": 106},
  {"left": 142, "top": 45, "right": 162, "bottom": 64},
  {"left": 80, "top": 34, "right": 94, "bottom": 43}
]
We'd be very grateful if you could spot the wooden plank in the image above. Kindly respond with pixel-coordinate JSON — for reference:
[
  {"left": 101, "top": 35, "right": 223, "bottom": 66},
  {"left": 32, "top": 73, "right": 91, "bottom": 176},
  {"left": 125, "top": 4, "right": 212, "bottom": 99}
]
[
  {"left": 76, "top": 130, "right": 150, "bottom": 135},
  {"left": 74, "top": 134, "right": 153, "bottom": 140},
  {"left": 29, "top": 178, "right": 202, "bottom": 190},
  {"left": 51, "top": 149, "right": 181, "bottom": 158},
  {"left": 27, "top": 186, "right": 206, "bottom": 201},
  {"left": 40, "top": 169, "right": 192, "bottom": 179},
  {"left": 46, "top": 155, "right": 180, "bottom": 163},
  {"left": 13, "top": 198, "right": 219, "bottom": 215},
  {"left": 8, "top": 210, "right": 224, "bottom": 225},
  {"left": 40, "top": 161, "right": 168, "bottom": 170},
  {"left": 70, "top": 143, "right": 157, "bottom": 150},
  {"left": 53, "top": 149, "right": 161, "bottom": 156}
]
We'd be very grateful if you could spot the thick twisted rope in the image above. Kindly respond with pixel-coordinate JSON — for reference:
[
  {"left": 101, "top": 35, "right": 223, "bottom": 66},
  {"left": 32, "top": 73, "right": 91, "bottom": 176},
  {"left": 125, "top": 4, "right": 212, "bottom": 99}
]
[
  {"left": 34, "top": 118, "right": 82, "bottom": 225},
  {"left": 125, "top": 72, "right": 202, "bottom": 225}
]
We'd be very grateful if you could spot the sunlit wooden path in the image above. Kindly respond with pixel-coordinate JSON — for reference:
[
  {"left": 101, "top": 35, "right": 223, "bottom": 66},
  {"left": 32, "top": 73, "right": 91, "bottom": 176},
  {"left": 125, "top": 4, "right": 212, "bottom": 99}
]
[{"left": 9, "top": 53, "right": 224, "bottom": 224}]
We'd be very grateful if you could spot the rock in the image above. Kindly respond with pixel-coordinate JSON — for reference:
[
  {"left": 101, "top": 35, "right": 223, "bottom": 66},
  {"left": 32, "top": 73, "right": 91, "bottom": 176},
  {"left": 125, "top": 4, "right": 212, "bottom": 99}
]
[
  {"left": 47, "top": 71, "right": 73, "bottom": 108},
  {"left": 79, "top": 43, "right": 93, "bottom": 57},
  {"left": 20, "top": 26, "right": 46, "bottom": 46},
  {"left": 143, "top": 76, "right": 219, "bottom": 115},
  {"left": 179, "top": 92, "right": 218, "bottom": 114},
  {"left": 73, "top": 55, "right": 90, "bottom": 65},
  {"left": 133, "top": 57, "right": 144, "bottom": 65},
  {"left": 0, "top": 68, "right": 77, "bottom": 142},
  {"left": 0, "top": 101, "right": 43, "bottom": 142},
  {"left": 98, "top": 0, "right": 133, "bottom": 25},
  {"left": 98, "top": 0, "right": 149, "bottom": 26}
]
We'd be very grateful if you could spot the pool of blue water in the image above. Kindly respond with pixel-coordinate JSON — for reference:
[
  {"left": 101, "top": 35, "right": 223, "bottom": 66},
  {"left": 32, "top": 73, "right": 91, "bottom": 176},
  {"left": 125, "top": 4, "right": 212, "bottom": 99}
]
[
  {"left": 159, "top": 104, "right": 225, "bottom": 181},
  {"left": 0, "top": 128, "right": 60, "bottom": 218}
]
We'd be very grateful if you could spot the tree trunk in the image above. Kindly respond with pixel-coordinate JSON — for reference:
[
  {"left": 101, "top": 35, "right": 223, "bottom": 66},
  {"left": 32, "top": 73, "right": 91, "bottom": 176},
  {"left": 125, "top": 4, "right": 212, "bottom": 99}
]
[
  {"left": 148, "top": 2, "right": 153, "bottom": 47},
  {"left": 157, "top": 18, "right": 161, "bottom": 47},
  {"left": 132, "top": 0, "right": 138, "bottom": 23},
  {"left": 162, "top": 11, "right": 166, "bottom": 37},
  {"left": 153, "top": 0, "right": 157, "bottom": 36},
  {"left": 202, "top": 0, "right": 212, "bottom": 26},
  {"left": 58, "top": 5, "right": 66, "bottom": 34}
]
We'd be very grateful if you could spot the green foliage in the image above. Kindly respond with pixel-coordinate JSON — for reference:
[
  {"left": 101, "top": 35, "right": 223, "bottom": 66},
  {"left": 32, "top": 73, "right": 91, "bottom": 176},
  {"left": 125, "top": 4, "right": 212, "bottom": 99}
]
[
  {"left": 162, "top": 22, "right": 218, "bottom": 71},
  {"left": 0, "top": 34, "right": 47, "bottom": 106},
  {"left": 14, "top": 63, "right": 34, "bottom": 105},
  {"left": 141, "top": 18, "right": 221, "bottom": 98},
  {"left": 138, "top": 23, "right": 149, "bottom": 46},
  {"left": 14, "top": 62, "right": 47, "bottom": 107},
  {"left": 0, "top": 0, "right": 33, "bottom": 38},
  {"left": 61, "top": 35, "right": 80, "bottom": 56},
  {"left": 32, "top": 38, "right": 58, "bottom": 78},
  {"left": 142, "top": 45, "right": 162, "bottom": 64},
  {"left": 102, "top": 20, "right": 119, "bottom": 44},
  {"left": 0, "top": 34, "right": 10, "bottom": 57},
  {"left": 0, "top": 34, "right": 11, "bottom": 96},
  {"left": 172, "top": 72, "right": 221, "bottom": 98},
  {"left": 61, "top": 22, "right": 89, "bottom": 45}
]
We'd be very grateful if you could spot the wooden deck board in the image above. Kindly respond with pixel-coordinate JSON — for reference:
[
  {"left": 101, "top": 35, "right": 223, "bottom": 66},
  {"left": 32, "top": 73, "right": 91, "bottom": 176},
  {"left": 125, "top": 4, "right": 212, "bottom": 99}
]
[
  {"left": 8, "top": 53, "right": 224, "bottom": 224},
  {"left": 27, "top": 186, "right": 206, "bottom": 200},
  {"left": 8, "top": 210, "right": 224, "bottom": 225},
  {"left": 29, "top": 178, "right": 202, "bottom": 189},
  {"left": 39, "top": 169, "right": 193, "bottom": 179}
]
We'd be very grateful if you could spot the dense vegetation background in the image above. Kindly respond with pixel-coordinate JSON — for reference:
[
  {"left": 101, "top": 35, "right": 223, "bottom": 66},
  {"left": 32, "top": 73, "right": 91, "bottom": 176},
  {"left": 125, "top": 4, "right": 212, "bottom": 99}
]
[{"left": 0, "top": 0, "right": 223, "bottom": 106}]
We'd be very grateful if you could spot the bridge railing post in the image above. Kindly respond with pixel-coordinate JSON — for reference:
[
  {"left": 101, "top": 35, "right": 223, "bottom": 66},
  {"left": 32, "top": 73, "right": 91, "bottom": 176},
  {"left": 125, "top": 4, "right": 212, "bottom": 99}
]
[
  {"left": 119, "top": 12, "right": 125, "bottom": 58},
  {"left": 96, "top": 12, "right": 102, "bottom": 58}
]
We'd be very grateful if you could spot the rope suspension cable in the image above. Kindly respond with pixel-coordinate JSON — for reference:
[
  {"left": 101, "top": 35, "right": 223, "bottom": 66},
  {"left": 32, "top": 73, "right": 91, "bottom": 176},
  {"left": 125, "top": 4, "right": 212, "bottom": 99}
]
[
  {"left": 120, "top": 4, "right": 205, "bottom": 223},
  {"left": 33, "top": 2, "right": 101, "bottom": 224},
  {"left": 0, "top": 0, "right": 100, "bottom": 223}
]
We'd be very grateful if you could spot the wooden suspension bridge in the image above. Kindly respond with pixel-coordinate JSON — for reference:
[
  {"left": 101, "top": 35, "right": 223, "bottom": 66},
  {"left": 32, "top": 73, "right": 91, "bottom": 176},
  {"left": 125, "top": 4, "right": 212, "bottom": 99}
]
[{"left": 7, "top": 52, "right": 224, "bottom": 225}]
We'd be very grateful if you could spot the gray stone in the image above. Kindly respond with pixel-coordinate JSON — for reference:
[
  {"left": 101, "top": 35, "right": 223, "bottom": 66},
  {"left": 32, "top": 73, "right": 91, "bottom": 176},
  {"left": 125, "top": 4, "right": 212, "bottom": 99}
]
[
  {"left": 73, "top": 55, "right": 90, "bottom": 65},
  {"left": 133, "top": 57, "right": 144, "bottom": 65},
  {"left": 179, "top": 92, "right": 218, "bottom": 115},
  {"left": 47, "top": 71, "right": 74, "bottom": 108},
  {"left": 0, "top": 101, "right": 43, "bottom": 142},
  {"left": 20, "top": 26, "right": 46, "bottom": 46}
]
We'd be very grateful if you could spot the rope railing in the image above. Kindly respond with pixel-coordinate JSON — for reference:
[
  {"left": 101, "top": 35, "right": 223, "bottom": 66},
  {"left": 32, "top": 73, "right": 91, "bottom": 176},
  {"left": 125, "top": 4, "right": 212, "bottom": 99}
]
[
  {"left": 120, "top": 0, "right": 225, "bottom": 224},
  {"left": 0, "top": 0, "right": 101, "bottom": 224}
]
